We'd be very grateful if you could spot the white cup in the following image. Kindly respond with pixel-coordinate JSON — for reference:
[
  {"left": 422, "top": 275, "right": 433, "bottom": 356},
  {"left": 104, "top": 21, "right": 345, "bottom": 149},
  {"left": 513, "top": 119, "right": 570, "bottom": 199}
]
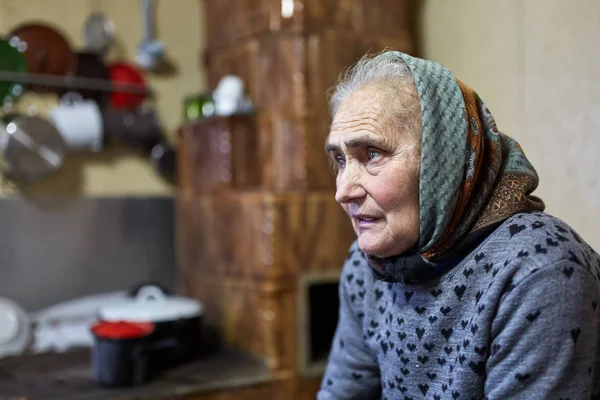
[{"left": 49, "top": 99, "right": 104, "bottom": 152}]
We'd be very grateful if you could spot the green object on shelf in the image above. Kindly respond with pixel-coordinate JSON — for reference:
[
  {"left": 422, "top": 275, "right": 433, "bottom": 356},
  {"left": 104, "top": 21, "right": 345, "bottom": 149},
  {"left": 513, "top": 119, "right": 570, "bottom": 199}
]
[
  {"left": 184, "top": 92, "right": 215, "bottom": 122},
  {"left": 0, "top": 38, "right": 28, "bottom": 105}
]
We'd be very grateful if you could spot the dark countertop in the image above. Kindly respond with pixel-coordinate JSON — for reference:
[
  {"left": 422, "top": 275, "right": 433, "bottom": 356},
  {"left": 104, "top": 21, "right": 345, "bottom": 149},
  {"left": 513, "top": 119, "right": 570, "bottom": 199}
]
[{"left": 0, "top": 348, "right": 271, "bottom": 400}]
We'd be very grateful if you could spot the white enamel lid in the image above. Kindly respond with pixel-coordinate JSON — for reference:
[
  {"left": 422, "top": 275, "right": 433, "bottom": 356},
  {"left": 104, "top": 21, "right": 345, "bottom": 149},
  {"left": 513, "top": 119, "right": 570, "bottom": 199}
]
[{"left": 99, "top": 286, "right": 203, "bottom": 323}]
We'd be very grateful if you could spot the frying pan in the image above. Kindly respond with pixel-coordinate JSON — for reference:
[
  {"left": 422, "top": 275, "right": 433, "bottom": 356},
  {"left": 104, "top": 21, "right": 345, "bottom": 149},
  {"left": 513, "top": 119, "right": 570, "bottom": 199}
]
[{"left": 8, "top": 23, "right": 76, "bottom": 93}]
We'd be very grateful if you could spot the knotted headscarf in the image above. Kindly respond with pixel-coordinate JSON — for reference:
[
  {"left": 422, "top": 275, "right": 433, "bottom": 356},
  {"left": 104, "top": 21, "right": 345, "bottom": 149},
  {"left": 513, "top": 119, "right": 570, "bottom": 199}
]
[{"left": 369, "top": 52, "right": 544, "bottom": 283}]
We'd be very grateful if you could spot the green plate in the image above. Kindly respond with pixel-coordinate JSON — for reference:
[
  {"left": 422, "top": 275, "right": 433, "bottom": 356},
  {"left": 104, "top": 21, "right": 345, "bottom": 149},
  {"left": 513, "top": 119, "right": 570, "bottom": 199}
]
[{"left": 0, "top": 38, "right": 27, "bottom": 105}]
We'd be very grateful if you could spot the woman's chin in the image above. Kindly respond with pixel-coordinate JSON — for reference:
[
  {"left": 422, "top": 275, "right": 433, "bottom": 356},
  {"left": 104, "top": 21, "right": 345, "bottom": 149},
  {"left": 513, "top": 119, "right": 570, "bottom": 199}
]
[
  {"left": 357, "top": 238, "right": 388, "bottom": 259},
  {"left": 358, "top": 236, "right": 411, "bottom": 259}
]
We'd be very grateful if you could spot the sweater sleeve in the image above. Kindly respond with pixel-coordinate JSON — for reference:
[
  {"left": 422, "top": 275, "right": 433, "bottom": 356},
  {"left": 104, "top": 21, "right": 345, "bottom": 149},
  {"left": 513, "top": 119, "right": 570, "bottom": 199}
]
[
  {"left": 317, "top": 256, "right": 381, "bottom": 400},
  {"left": 485, "top": 258, "right": 600, "bottom": 399}
]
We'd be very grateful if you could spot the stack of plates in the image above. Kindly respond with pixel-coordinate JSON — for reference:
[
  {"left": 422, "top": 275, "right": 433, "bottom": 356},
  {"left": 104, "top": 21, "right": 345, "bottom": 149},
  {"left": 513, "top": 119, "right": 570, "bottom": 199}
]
[{"left": 0, "top": 297, "right": 30, "bottom": 359}]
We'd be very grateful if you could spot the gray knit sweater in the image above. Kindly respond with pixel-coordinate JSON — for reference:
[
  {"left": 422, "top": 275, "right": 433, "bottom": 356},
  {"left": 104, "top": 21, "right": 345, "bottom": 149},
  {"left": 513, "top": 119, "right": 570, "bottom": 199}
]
[{"left": 318, "top": 212, "right": 600, "bottom": 399}]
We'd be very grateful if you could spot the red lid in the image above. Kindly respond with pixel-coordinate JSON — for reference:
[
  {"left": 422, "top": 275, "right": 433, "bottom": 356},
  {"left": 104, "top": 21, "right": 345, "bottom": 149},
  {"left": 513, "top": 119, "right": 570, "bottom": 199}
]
[{"left": 91, "top": 320, "right": 154, "bottom": 339}]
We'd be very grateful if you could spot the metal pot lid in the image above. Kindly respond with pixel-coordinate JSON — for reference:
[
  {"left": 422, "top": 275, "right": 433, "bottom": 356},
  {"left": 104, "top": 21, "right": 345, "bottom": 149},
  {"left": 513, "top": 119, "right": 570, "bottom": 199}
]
[
  {"left": 8, "top": 23, "right": 76, "bottom": 93},
  {"left": 0, "top": 114, "right": 67, "bottom": 182},
  {"left": 99, "top": 286, "right": 203, "bottom": 323},
  {"left": 0, "top": 38, "right": 27, "bottom": 105}
]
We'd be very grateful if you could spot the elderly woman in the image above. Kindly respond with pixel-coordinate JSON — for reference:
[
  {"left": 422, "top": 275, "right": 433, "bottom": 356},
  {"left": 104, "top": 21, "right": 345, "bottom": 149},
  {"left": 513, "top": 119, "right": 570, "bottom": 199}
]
[{"left": 318, "top": 51, "right": 600, "bottom": 399}]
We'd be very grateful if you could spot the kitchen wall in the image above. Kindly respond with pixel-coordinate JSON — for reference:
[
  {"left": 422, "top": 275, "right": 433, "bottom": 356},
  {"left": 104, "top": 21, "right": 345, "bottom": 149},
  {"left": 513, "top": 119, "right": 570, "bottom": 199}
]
[
  {"left": 0, "top": 0, "right": 204, "bottom": 310},
  {"left": 0, "top": 0, "right": 205, "bottom": 196},
  {"left": 422, "top": 0, "right": 600, "bottom": 250}
]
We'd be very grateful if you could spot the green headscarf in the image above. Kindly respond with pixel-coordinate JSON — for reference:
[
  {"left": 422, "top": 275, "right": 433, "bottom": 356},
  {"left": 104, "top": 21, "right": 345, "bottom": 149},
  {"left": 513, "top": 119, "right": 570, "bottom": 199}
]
[{"left": 369, "top": 52, "right": 544, "bottom": 282}]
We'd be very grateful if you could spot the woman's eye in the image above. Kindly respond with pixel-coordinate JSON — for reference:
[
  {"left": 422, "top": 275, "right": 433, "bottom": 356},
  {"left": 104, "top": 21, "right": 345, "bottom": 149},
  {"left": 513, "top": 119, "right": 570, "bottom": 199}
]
[{"left": 367, "top": 149, "right": 382, "bottom": 161}]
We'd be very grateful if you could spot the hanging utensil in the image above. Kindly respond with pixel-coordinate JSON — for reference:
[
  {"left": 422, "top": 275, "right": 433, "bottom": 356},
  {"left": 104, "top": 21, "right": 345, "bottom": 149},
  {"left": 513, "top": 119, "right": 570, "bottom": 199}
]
[
  {"left": 49, "top": 98, "right": 105, "bottom": 153},
  {"left": 108, "top": 62, "right": 148, "bottom": 110},
  {"left": 0, "top": 114, "right": 67, "bottom": 182},
  {"left": 82, "top": 13, "right": 115, "bottom": 57},
  {"left": 135, "top": 0, "right": 166, "bottom": 71},
  {"left": 150, "top": 141, "right": 176, "bottom": 183},
  {"left": 0, "top": 38, "right": 27, "bottom": 106},
  {"left": 8, "top": 23, "right": 76, "bottom": 93},
  {"left": 102, "top": 106, "right": 162, "bottom": 151},
  {"left": 58, "top": 52, "right": 111, "bottom": 107}
]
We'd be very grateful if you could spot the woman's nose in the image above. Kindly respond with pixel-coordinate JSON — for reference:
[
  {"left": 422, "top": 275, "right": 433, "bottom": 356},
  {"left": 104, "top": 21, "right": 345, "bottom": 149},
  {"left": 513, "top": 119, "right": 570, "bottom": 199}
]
[{"left": 335, "top": 166, "right": 366, "bottom": 204}]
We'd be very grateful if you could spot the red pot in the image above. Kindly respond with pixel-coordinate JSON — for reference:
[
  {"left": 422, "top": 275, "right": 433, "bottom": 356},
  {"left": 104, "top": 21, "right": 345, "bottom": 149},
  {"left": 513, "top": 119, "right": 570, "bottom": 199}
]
[{"left": 108, "top": 62, "right": 147, "bottom": 110}]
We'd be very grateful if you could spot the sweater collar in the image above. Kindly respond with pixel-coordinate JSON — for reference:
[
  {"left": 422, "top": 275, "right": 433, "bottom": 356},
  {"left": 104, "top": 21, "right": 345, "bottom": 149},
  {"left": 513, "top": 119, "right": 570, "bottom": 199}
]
[{"left": 368, "top": 219, "right": 503, "bottom": 284}]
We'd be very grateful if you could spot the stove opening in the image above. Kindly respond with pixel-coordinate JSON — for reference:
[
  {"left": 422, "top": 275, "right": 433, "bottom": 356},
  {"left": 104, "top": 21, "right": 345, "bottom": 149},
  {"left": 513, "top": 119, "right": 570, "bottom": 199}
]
[{"left": 299, "top": 272, "right": 340, "bottom": 376}]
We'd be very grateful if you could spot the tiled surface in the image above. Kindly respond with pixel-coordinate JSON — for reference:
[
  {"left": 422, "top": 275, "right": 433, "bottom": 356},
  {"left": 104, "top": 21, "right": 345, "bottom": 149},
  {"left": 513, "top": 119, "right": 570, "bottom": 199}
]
[{"left": 0, "top": 197, "right": 175, "bottom": 311}]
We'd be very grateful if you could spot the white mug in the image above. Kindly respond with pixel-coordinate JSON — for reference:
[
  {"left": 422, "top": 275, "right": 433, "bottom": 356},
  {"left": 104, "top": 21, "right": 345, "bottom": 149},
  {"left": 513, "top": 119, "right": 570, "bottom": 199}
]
[{"left": 49, "top": 99, "right": 104, "bottom": 152}]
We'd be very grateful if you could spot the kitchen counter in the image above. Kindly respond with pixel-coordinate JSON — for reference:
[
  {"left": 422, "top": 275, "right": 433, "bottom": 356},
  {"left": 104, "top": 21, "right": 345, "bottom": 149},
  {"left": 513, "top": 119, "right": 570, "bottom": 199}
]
[{"left": 0, "top": 348, "right": 272, "bottom": 400}]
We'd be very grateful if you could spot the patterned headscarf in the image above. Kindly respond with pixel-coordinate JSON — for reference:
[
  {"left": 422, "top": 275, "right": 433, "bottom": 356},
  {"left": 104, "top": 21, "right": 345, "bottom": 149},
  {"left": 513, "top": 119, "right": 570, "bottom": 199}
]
[{"left": 369, "top": 52, "right": 544, "bottom": 283}]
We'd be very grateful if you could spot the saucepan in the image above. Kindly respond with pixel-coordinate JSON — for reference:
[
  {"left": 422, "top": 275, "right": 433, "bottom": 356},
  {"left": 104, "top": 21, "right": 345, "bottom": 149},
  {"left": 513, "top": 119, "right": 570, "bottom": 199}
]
[
  {"left": 102, "top": 105, "right": 175, "bottom": 181},
  {"left": 97, "top": 286, "right": 205, "bottom": 371},
  {"left": 101, "top": 106, "right": 162, "bottom": 150},
  {"left": 91, "top": 320, "right": 154, "bottom": 387}
]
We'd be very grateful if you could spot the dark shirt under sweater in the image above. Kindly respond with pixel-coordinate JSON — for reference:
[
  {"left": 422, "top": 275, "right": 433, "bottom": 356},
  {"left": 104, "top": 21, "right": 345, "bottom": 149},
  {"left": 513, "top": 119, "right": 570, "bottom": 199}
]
[{"left": 318, "top": 212, "right": 600, "bottom": 399}]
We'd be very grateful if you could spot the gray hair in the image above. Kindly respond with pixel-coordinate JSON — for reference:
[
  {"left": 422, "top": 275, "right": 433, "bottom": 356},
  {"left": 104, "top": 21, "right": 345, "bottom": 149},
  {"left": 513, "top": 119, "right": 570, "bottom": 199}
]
[{"left": 329, "top": 51, "right": 422, "bottom": 156}]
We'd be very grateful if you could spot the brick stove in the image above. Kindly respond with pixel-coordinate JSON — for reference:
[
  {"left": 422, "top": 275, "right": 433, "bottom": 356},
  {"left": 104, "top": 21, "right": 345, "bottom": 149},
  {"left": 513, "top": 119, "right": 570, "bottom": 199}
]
[{"left": 177, "top": 1, "right": 415, "bottom": 398}]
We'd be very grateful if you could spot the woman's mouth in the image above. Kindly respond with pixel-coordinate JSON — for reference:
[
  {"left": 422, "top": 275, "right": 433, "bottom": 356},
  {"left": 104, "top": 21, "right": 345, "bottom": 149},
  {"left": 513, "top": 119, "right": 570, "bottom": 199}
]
[{"left": 354, "top": 215, "right": 382, "bottom": 226}]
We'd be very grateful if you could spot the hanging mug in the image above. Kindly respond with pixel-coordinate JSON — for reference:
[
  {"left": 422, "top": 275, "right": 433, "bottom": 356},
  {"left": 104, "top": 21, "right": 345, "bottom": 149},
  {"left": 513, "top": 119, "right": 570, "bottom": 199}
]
[{"left": 49, "top": 96, "right": 104, "bottom": 152}]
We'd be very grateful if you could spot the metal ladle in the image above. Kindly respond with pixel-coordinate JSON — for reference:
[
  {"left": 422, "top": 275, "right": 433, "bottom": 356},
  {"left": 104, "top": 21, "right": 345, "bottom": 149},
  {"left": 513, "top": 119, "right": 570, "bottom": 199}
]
[{"left": 135, "top": 0, "right": 165, "bottom": 71}]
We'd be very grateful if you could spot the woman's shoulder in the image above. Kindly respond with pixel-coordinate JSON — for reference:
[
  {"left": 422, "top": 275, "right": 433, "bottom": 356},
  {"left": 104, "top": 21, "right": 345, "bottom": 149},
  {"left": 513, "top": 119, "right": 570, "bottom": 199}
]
[{"left": 482, "top": 211, "right": 599, "bottom": 284}]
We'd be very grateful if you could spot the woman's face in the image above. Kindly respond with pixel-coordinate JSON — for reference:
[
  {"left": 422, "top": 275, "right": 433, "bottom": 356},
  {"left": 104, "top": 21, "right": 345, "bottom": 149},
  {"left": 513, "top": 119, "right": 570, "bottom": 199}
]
[{"left": 326, "top": 86, "right": 420, "bottom": 259}]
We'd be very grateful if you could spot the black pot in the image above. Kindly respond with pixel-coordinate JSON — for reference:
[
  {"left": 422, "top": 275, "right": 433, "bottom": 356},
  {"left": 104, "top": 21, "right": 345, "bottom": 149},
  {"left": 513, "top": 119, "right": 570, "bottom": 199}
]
[
  {"left": 91, "top": 321, "right": 155, "bottom": 387},
  {"left": 98, "top": 286, "right": 205, "bottom": 372}
]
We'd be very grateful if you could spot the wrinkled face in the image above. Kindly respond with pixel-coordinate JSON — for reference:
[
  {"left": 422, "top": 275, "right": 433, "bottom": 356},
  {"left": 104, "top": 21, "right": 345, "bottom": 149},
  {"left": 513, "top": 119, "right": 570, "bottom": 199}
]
[{"left": 326, "top": 85, "right": 420, "bottom": 259}]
